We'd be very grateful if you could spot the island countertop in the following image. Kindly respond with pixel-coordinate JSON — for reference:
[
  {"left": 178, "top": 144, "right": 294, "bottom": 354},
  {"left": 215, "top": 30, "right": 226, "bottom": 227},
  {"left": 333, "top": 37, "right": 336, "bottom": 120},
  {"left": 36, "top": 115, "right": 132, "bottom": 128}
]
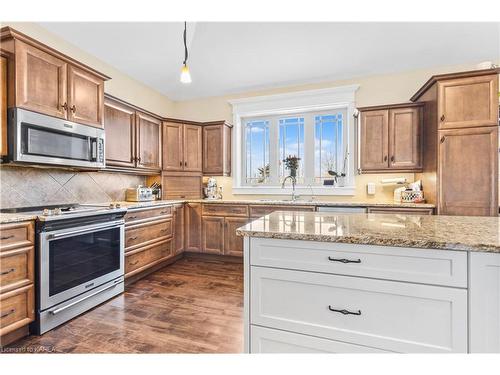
[{"left": 236, "top": 211, "right": 500, "bottom": 253}]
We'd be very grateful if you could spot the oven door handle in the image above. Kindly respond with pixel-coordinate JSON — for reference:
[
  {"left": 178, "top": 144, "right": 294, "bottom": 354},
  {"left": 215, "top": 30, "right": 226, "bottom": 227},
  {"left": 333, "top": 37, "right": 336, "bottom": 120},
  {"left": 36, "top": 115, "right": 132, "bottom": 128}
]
[
  {"left": 49, "top": 280, "right": 122, "bottom": 315},
  {"left": 47, "top": 222, "right": 123, "bottom": 240}
]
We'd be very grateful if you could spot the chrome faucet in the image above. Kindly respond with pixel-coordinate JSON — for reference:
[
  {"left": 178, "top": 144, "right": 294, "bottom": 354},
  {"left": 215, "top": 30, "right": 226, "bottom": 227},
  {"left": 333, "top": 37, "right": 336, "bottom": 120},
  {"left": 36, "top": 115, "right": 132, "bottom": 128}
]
[{"left": 281, "top": 175, "right": 300, "bottom": 201}]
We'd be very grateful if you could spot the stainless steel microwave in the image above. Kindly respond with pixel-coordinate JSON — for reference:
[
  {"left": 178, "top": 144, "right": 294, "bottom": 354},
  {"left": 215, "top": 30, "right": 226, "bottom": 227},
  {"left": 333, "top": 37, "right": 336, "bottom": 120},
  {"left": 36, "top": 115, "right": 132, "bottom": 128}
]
[{"left": 8, "top": 108, "right": 105, "bottom": 169}]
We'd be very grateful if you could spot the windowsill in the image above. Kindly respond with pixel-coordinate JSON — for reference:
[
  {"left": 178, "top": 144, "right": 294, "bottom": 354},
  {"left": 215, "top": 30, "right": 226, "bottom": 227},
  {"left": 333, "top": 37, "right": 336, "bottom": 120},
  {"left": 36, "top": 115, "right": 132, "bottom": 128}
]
[{"left": 231, "top": 186, "right": 356, "bottom": 196}]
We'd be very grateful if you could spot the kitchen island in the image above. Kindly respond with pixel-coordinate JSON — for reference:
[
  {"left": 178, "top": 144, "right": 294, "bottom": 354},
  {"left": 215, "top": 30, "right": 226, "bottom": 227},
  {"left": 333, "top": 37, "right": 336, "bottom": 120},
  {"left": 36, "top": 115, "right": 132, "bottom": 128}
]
[{"left": 237, "top": 211, "right": 500, "bottom": 353}]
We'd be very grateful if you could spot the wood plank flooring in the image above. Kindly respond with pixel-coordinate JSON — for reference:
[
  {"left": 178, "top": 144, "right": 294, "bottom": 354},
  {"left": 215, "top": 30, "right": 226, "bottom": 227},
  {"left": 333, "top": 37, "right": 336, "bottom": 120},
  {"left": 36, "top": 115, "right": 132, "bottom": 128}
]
[{"left": 7, "top": 256, "right": 244, "bottom": 353}]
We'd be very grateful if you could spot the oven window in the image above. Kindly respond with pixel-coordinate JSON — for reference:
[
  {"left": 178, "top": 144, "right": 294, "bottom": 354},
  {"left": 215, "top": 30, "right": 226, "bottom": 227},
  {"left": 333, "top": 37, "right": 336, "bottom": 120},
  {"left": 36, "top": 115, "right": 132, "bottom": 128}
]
[
  {"left": 23, "top": 124, "right": 91, "bottom": 161},
  {"left": 48, "top": 227, "right": 121, "bottom": 296}
]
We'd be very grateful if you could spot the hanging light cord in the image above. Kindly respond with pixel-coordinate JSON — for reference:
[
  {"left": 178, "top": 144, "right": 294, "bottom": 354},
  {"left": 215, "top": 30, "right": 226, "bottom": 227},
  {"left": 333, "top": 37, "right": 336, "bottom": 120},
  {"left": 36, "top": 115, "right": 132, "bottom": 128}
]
[{"left": 183, "top": 21, "right": 188, "bottom": 66}]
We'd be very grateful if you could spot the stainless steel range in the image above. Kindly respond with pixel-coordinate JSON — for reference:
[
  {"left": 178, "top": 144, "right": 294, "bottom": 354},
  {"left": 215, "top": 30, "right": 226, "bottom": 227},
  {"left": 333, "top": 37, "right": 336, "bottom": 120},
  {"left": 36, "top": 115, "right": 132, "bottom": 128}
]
[{"left": 1, "top": 203, "right": 127, "bottom": 334}]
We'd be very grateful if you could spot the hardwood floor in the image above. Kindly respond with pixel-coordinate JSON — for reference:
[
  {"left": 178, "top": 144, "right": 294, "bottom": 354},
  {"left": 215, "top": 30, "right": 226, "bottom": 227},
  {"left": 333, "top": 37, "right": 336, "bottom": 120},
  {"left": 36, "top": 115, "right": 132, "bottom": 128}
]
[{"left": 6, "top": 256, "right": 244, "bottom": 353}]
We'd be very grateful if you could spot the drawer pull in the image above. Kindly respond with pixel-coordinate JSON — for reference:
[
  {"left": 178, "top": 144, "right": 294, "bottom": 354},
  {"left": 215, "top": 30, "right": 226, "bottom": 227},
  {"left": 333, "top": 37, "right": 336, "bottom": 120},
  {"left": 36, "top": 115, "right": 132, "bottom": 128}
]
[
  {"left": 160, "top": 210, "right": 169, "bottom": 214},
  {"left": 0, "top": 268, "right": 15, "bottom": 276},
  {"left": 129, "top": 236, "right": 138, "bottom": 240},
  {"left": 328, "top": 256, "right": 361, "bottom": 264},
  {"left": 129, "top": 260, "right": 140, "bottom": 266},
  {"left": 1, "top": 308, "right": 15, "bottom": 319},
  {"left": 160, "top": 229, "right": 168, "bottom": 232},
  {"left": 328, "top": 306, "right": 362, "bottom": 316},
  {"left": 0, "top": 234, "right": 14, "bottom": 240},
  {"left": 128, "top": 216, "right": 138, "bottom": 220}
]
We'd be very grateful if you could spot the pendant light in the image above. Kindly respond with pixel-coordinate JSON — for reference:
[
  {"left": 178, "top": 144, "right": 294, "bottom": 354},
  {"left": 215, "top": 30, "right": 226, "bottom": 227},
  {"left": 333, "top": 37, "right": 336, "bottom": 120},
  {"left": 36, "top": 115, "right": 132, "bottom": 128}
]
[{"left": 180, "top": 21, "right": 192, "bottom": 84}]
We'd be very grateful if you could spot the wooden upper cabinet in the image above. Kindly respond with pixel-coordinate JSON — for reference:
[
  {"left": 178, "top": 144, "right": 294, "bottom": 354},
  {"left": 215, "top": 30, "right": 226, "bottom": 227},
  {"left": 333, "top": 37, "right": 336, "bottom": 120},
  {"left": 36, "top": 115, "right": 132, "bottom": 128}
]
[
  {"left": 203, "top": 121, "right": 232, "bottom": 176},
  {"left": 183, "top": 124, "right": 203, "bottom": 172},
  {"left": 1, "top": 55, "right": 7, "bottom": 156},
  {"left": 359, "top": 109, "right": 389, "bottom": 171},
  {"left": 1, "top": 28, "right": 109, "bottom": 127},
  {"left": 201, "top": 216, "right": 224, "bottom": 255},
  {"left": 136, "top": 112, "right": 162, "bottom": 171},
  {"left": 67, "top": 65, "right": 104, "bottom": 127},
  {"left": 104, "top": 98, "right": 136, "bottom": 168},
  {"left": 388, "top": 106, "right": 421, "bottom": 169},
  {"left": 359, "top": 103, "right": 423, "bottom": 173},
  {"left": 438, "top": 74, "right": 498, "bottom": 129},
  {"left": 162, "top": 122, "right": 183, "bottom": 171},
  {"left": 14, "top": 40, "right": 67, "bottom": 119},
  {"left": 438, "top": 126, "right": 498, "bottom": 216}
]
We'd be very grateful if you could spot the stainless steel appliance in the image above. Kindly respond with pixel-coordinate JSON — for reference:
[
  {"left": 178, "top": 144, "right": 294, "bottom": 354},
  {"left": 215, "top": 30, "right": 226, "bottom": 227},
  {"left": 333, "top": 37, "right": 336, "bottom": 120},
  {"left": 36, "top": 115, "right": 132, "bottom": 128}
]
[
  {"left": 125, "top": 186, "right": 154, "bottom": 202},
  {"left": 1, "top": 203, "right": 126, "bottom": 334},
  {"left": 8, "top": 108, "right": 105, "bottom": 169}
]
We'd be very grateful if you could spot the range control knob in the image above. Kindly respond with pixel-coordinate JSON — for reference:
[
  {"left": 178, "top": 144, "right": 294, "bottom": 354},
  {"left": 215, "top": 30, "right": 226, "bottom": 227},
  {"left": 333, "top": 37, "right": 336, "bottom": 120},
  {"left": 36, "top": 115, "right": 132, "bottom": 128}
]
[{"left": 43, "top": 208, "right": 52, "bottom": 216}]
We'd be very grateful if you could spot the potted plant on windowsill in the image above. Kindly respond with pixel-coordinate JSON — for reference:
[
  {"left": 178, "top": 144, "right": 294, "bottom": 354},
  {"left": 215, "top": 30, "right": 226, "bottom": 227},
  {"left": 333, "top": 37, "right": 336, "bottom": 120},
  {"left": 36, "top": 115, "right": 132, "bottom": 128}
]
[{"left": 283, "top": 155, "right": 300, "bottom": 177}]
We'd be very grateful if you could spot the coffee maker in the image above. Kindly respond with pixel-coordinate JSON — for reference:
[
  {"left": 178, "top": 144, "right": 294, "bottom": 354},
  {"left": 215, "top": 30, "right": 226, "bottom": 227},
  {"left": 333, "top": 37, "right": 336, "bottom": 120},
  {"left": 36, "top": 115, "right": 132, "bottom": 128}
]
[{"left": 204, "top": 177, "right": 222, "bottom": 200}]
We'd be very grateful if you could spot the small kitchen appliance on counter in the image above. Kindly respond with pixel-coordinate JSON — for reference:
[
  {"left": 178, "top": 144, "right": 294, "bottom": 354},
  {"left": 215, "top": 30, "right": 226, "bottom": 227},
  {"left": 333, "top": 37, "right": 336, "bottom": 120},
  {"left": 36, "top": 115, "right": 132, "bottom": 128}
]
[
  {"left": 203, "top": 177, "right": 222, "bottom": 200},
  {"left": 126, "top": 186, "right": 154, "bottom": 202}
]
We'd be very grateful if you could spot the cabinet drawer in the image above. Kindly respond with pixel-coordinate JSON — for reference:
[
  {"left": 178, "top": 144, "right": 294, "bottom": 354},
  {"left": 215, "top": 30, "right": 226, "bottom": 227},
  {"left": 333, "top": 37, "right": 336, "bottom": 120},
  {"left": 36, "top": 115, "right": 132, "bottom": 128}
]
[
  {"left": 250, "top": 238, "right": 467, "bottom": 287},
  {"left": 0, "top": 284, "right": 34, "bottom": 336},
  {"left": 250, "top": 325, "right": 391, "bottom": 353},
  {"left": 250, "top": 267, "right": 467, "bottom": 353},
  {"left": 124, "top": 205, "right": 172, "bottom": 224},
  {"left": 0, "top": 246, "right": 33, "bottom": 293},
  {"left": 125, "top": 219, "right": 172, "bottom": 251},
  {"left": 202, "top": 204, "right": 248, "bottom": 217},
  {"left": 0, "top": 222, "right": 34, "bottom": 251},
  {"left": 125, "top": 240, "right": 172, "bottom": 278},
  {"left": 249, "top": 205, "right": 315, "bottom": 218}
]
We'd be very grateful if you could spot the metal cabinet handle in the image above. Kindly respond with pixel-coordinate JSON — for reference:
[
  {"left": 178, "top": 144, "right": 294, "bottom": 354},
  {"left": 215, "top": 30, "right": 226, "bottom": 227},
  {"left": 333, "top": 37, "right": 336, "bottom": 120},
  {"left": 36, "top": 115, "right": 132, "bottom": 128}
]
[
  {"left": 328, "top": 306, "right": 361, "bottom": 316},
  {"left": 383, "top": 155, "right": 388, "bottom": 162},
  {"left": 70, "top": 105, "right": 76, "bottom": 113},
  {"left": 440, "top": 115, "right": 445, "bottom": 122},
  {"left": 390, "top": 156, "right": 395, "bottom": 162},
  {"left": 137, "top": 157, "right": 142, "bottom": 163},
  {"left": 61, "top": 102, "right": 68, "bottom": 111},
  {"left": 440, "top": 136, "right": 446, "bottom": 143},
  {"left": 160, "top": 210, "right": 169, "bottom": 214},
  {"left": 128, "top": 215, "right": 137, "bottom": 219},
  {"left": 328, "top": 256, "right": 361, "bottom": 264},
  {"left": 0, "top": 268, "right": 15, "bottom": 276},
  {"left": 184, "top": 161, "right": 187, "bottom": 167},
  {"left": 160, "top": 229, "right": 168, "bottom": 232},
  {"left": 1, "top": 308, "right": 15, "bottom": 318},
  {"left": 129, "top": 236, "right": 138, "bottom": 240},
  {"left": 0, "top": 234, "right": 14, "bottom": 240},
  {"left": 179, "top": 161, "right": 183, "bottom": 167},
  {"left": 129, "top": 260, "right": 139, "bottom": 266}
]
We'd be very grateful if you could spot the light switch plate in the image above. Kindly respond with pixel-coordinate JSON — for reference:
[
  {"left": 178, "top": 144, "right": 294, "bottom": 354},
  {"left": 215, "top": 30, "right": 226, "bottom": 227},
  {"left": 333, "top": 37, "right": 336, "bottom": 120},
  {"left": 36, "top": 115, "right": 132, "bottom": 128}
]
[{"left": 367, "top": 182, "right": 376, "bottom": 195}]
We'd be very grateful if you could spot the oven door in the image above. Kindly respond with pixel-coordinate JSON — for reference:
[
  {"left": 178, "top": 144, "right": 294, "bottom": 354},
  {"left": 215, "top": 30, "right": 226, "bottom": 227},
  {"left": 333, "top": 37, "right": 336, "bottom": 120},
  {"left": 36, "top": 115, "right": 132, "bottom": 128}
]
[{"left": 38, "top": 220, "right": 124, "bottom": 311}]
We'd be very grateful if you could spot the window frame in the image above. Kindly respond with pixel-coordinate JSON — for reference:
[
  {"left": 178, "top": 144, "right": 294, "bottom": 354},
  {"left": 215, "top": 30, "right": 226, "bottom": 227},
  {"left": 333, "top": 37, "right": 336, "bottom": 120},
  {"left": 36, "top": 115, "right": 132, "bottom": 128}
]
[{"left": 230, "top": 85, "right": 359, "bottom": 196}]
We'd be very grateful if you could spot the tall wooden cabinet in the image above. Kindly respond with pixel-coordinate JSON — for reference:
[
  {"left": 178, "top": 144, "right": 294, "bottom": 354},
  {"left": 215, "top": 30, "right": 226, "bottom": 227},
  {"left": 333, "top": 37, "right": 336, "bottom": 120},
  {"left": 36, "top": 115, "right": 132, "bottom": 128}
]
[
  {"left": 203, "top": 121, "right": 232, "bottom": 176},
  {"left": 104, "top": 95, "right": 162, "bottom": 172},
  {"left": 162, "top": 121, "right": 202, "bottom": 172},
  {"left": 1, "top": 27, "right": 108, "bottom": 128},
  {"left": 358, "top": 103, "right": 423, "bottom": 173},
  {"left": 412, "top": 69, "right": 499, "bottom": 216}
]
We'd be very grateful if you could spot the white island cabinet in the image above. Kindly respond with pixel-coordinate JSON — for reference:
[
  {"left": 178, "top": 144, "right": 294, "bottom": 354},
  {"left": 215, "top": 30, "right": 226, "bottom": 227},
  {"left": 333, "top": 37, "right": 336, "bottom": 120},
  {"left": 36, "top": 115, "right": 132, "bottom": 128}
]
[{"left": 239, "top": 211, "right": 500, "bottom": 353}]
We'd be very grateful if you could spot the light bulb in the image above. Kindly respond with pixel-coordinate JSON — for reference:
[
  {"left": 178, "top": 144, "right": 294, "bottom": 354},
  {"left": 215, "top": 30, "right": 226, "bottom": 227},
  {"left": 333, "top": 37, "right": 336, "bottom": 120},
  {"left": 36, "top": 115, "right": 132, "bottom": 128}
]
[{"left": 180, "top": 65, "right": 192, "bottom": 84}]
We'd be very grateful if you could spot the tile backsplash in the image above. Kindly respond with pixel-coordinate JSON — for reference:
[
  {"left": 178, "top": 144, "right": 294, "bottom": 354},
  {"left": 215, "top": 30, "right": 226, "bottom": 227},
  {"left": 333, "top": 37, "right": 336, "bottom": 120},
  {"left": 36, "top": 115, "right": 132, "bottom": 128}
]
[{"left": 0, "top": 166, "right": 145, "bottom": 208}]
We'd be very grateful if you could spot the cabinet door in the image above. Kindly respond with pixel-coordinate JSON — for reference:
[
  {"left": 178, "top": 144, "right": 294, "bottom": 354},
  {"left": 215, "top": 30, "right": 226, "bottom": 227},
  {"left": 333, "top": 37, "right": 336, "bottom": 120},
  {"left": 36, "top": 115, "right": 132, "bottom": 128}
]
[
  {"left": 203, "top": 124, "right": 223, "bottom": 175},
  {"left": 183, "top": 124, "right": 203, "bottom": 172},
  {"left": 470, "top": 252, "right": 500, "bottom": 353},
  {"left": 438, "top": 75, "right": 498, "bottom": 129},
  {"left": 136, "top": 112, "right": 162, "bottom": 170},
  {"left": 1, "top": 55, "right": 7, "bottom": 156},
  {"left": 104, "top": 99, "right": 136, "bottom": 168},
  {"left": 67, "top": 65, "right": 104, "bottom": 127},
  {"left": 360, "top": 110, "right": 389, "bottom": 171},
  {"left": 388, "top": 107, "right": 421, "bottom": 170},
  {"left": 15, "top": 40, "right": 67, "bottom": 119},
  {"left": 162, "top": 122, "right": 183, "bottom": 171},
  {"left": 184, "top": 203, "right": 202, "bottom": 252},
  {"left": 202, "top": 216, "right": 224, "bottom": 254},
  {"left": 173, "top": 205, "right": 185, "bottom": 255},
  {"left": 224, "top": 217, "right": 248, "bottom": 257},
  {"left": 438, "top": 126, "right": 498, "bottom": 216}
]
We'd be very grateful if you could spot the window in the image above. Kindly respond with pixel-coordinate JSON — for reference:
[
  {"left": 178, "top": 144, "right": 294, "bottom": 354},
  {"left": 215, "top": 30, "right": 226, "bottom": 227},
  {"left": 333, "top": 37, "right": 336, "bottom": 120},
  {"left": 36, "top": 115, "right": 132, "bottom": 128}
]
[{"left": 241, "top": 109, "right": 348, "bottom": 187}]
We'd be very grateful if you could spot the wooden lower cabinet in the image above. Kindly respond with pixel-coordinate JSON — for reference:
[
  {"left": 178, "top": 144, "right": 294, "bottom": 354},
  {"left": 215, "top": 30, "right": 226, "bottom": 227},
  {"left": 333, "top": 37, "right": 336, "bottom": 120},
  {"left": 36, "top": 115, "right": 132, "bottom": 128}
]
[
  {"left": 185, "top": 203, "right": 202, "bottom": 252},
  {"left": 224, "top": 217, "right": 250, "bottom": 256},
  {"left": 125, "top": 240, "right": 172, "bottom": 278},
  {"left": 0, "top": 221, "right": 35, "bottom": 346},
  {"left": 173, "top": 204, "right": 184, "bottom": 254},
  {"left": 202, "top": 216, "right": 225, "bottom": 254}
]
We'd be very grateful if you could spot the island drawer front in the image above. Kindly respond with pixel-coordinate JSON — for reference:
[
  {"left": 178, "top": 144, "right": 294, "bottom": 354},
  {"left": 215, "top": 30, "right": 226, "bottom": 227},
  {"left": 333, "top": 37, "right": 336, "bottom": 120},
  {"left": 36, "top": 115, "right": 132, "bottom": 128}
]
[
  {"left": 125, "top": 218, "right": 172, "bottom": 252},
  {"left": 202, "top": 204, "right": 249, "bottom": 217},
  {"left": 0, "top": 222, "right": 34, "bottom": 251},
  {"left": 124, "top": 206, "right": 172, "bottom": 224},
  {"left": 250, "top": 325, "right": 392, "bottom": 353},
  {"left": 250, "top": 267, "right": 468, "bottom": 353},
  {"left": 250, "top": 238, "right": 467, "bottom": 288},
  {"left": 249, "top": 205, "right": 315, "bottom": 218}
]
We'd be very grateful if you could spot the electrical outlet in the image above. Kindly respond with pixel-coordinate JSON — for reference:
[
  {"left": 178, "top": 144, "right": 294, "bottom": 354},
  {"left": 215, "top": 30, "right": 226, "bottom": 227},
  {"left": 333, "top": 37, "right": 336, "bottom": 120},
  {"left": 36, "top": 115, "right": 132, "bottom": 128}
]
[{"left": 367, "top": 182, "right": 376, "bottom": 195}]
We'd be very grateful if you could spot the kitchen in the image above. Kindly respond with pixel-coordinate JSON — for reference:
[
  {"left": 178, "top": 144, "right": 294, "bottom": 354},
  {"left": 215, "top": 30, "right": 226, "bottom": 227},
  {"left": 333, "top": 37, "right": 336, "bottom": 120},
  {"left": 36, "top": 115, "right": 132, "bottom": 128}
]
[{"left": 1, "top": 6, "right": 500, "bottom": 369}]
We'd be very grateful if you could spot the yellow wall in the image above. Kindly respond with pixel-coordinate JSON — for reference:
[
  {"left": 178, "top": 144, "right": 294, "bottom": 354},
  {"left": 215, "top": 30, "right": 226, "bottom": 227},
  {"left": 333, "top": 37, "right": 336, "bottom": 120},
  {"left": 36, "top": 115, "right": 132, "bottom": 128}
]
[{"left": 0, "top": 22, "right": 175, "bottom": 117}]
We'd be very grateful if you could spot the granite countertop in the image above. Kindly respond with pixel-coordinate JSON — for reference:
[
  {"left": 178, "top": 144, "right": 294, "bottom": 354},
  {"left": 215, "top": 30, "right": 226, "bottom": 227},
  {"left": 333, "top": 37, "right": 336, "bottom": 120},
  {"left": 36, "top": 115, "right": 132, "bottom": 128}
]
[
  {"left": 188, "top": 199, "right": 435, "bottom": 209},
  {"left": 115, "top": 200, "right": 186, "bottom": 209},
  {"left": 236, "top": 211, "right": 500, "bottom": 253},
  {"left": 0, "top": 213, "right": 38, "bottom": 224}
]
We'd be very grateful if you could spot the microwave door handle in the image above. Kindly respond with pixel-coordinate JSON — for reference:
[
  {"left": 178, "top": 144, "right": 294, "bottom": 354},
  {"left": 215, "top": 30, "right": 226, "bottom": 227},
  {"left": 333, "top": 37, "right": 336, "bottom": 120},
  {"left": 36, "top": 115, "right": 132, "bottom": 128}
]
[
  {"left": 48, "top": 222, "right": 122, "bottom": 240},
  {"left": 91, "top": 139, "right": 97, "bottom": 160}
]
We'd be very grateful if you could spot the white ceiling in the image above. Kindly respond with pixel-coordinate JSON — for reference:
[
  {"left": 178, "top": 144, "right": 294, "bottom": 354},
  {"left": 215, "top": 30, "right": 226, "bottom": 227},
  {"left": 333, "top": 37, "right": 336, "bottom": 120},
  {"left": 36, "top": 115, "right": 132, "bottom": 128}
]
[{"left": 39, "top": 22, "right": 500, "bottom": 101}]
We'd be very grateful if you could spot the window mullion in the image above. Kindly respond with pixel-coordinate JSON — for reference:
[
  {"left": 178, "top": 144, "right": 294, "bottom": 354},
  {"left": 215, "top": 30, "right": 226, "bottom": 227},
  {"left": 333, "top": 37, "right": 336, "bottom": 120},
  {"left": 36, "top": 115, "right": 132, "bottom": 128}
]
[
  {"left": 268, "top": 116, "right": 279, "bottom": 185},
  {"left": 303, "top": 113, "right": 314, "bottom": 185}
]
